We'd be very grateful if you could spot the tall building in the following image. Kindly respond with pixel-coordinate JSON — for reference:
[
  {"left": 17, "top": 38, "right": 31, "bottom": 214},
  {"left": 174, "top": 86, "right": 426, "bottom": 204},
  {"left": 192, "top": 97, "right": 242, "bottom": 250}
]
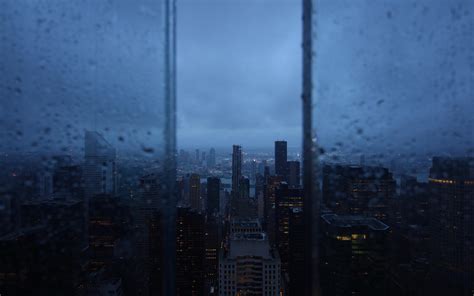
[
  {"left": 239, "top": 176, "right": 250, "bottom": 199},
  {"left": 263, "top": 176, "right": 283, "bottom": 243},
  {"left": 231, "top": 145, "right": 242, "bottom": 199},
  {"left": 204, "top": 215, "right": 220, "bottom": 295},
  {"left": 322, "top": 165, "right": 395, "bottom": 223},
  {"left": 84, "top": 131, "right": 117, "bottom": 198},
  {"left": 428, "top": 157, "right": 474, "bottom": 294},
  {"left": 207, "top": 177, "right": 221, "bottom": 215},
  {"left": 288, "top": 208, "right": 305, "bottom": 296},
  {"left": 250, "top": 159, "right": 257, "bottom": 186},
  {"left": 176, "top": 207, "right": 205, "bottom": 296},
  {"left": 274, "top": 141, "right": 287, "bottom": 180},
  {"left": 287, "top": 161, "right": 300, "bottom": 188},
  {"left": 190, "top": 174, "right": 202, "bottom": 212},
  {"left": 275, "top": 183, "right": 303, "bottom": 274},
  {"left": 219, "top": 233, "right": 281, "bottom": 296},
  {"left": 136, "top": 174, "right": 161, "bottom": 295},
  {"left": 320, "top": 214, "right": 389, "bottom": 296},
  {"left": 208, "top": 148, "right": 216, "bottom": 168}
]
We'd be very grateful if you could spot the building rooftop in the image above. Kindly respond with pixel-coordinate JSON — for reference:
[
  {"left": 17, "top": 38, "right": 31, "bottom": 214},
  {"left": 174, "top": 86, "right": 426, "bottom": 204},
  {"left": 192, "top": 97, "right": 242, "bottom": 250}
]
[
  {"left": 231, "top": 218, "right": 261, "bottom": 228},
  {"left": 225, "top": 232, "right": 278, "bottom": 260}
]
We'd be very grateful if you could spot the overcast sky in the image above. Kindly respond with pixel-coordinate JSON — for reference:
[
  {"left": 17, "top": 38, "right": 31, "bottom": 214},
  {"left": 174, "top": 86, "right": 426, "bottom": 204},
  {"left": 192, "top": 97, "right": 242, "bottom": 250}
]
[
  {"left": 177, "top": 0, "right": 302, "bottom": 149},
  {"left": 1, "top": 0, "right": 472, "bottom": 157}
]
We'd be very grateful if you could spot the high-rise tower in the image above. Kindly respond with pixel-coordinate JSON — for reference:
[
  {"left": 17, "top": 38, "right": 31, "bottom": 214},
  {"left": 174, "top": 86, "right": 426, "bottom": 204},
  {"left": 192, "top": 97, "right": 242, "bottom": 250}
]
[
  {"left": 275, "top": 141, "right": 288, "bottom": 180},
  {"left": 232, "top": 145, "right": 242, "bottom": 199}
]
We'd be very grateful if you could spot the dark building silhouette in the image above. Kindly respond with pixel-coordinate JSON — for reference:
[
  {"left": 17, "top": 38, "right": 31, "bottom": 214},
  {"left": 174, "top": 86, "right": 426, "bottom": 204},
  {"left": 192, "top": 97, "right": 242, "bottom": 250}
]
[
  {"left": 264, "top": 175, "right": 283, "bottom": 244},
  {"left": 275, "top": 183, "right": 303, "bottom": 274},
  {"left": 322, "top": 165, "right": 396, "bottom": 223},
  {"left": 0, "top": 199, "right": 85, "bottom": 295},
  {"left": 231, "top": 145, "right": 242, "bottom": 199},
  {"left": 239, "top": 176, "right": 250, "bottom": 199},
  {"left": 189, "top": 174, "right": 201, "bottom": 212},
  {"left": 287, "top": 160, "right": 300, "bottom": 188},
  {"left": 320, "top": 214, "right": 389, "bottom": 296},
  {"left": 135, "top": 174, "right": 161, "bottom": 295},
  {"left": 428, "top": 157, "right": 474, "bottom": 295},
  {"left": 149, "top": 211, "right": 163, "bottom": 296},
  {"left": 275, "top": 141, "right": 288, "bottom": 179},
  {"left": 207, "top": 177, "right": 220, "bottom": 215},
  {"left": 0, "top": 192, "right": 20, "bottom": 236},
  {"left": 204, "top": 215, "right": 220, "bottom": 295},
  {"left": 176, "top": 207, "right": 205, "bottom": 296},
  {"left": 289, "top": 208, "right": 305, "bottom": 296}
]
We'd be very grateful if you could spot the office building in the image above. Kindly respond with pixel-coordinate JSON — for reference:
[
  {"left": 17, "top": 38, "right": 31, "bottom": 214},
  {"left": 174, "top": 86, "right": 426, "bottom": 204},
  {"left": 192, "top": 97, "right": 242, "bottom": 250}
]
[
  {"left": 176, "top": 207, "right": 205, "bottom": 296},
  {"left": 428, "top": 157, "right": 474, "bottom": 294},
  {"left": 275, "top": 183, "right": 303, "bottom": 274},
  {"left": 275, "top": 141, "right": 287, "bottom": 179},
  {"left": 322, "top": 165, "right": 396, "bottom": 223},
  {"left": 207, "top": 177, "right": 221, "bottom": 215},
  {"left": 239, "top": 176, "right": 250, "bottom": 199},
  {"left": 263, "top": 175, "right": 283, "bottom": 243},
  {"left": 204, "top": 215, "right": 220, "bottom": 295},
  {"left": 287, "top": 161, "right": 300, "bottom": 188},
  {"left": 190, "top": 174, "right": 202, "bottom": 212},
  {"left": 288, "top": 208, "right": 304, "bottom": 296},
  {"left": 320, "top": 214, "right": 389, "bottom": 296},
  {"left": 219, "top": 233, "right": 281, "bottom": 296},
  {"left": 231, "top": 145, "right": 242, "bottom": 199}
]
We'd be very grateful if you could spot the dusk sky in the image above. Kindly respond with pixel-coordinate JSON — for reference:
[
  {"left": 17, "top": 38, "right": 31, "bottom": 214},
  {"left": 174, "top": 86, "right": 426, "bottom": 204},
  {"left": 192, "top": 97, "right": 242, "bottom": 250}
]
[
  {"left": 1, "top": 0, "right": 472, "bottom": 156},
  {"left": 177, "top": 0, "right": 301, "bottom": 149}
]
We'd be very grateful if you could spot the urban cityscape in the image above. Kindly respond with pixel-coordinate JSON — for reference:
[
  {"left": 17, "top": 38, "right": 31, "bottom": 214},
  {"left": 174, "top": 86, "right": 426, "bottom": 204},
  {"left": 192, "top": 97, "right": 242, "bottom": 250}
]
[
  {"left": 1, "top": 133, "right": 473, "bottom": 295},
  {"left": 1, "top": 0, "right": 473, "bottom": 295}
]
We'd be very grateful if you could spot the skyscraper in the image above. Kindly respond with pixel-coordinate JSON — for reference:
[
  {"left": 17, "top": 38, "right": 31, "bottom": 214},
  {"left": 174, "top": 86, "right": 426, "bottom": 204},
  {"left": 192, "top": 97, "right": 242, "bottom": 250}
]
[
  {"left": 263, "top": 175, "right": 283, "bottom": 243},
  {"left": 320, "top": 214, "right": 389, "bottom": 296},
  {"left": 189, "top": 174, "right": 201, "bottom": 212},
  {"left": 429, "top": 157, "right": 474, "bottom": 294},
  {"left": 84, "top": 131, "right": 117, "bottom": 198},
  {"left": 275, "top": 141, "right": 287, "bottom": 179},
  {"left": 287, "top": 160, "right": 301, "bottom": 188},
  {"left": 204, "top": 215, "right": 219, "bottom": 295},
  {"left": 136, "top": 174, "right": 161, "bottom": 294},
  {"left": 275, "top": 183, "right": 303, "bottom": 274},
  {"left": 231, "top": 145, "right": 242, "bottom": 199},
  {"left": 207, "top": 177, "right": 221, "bottom": 215},
  {"left": 250, "top": 159, "right": 257, "bottom": 186},
  {"left": 176, "top": 207, "right": 205, "bottom": 296},
  {"left": 239, "top": 176, "right": 250, "bottom": 199},
  {"left": 288, "top": 208, "right": 305, "bottom": 296}
]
